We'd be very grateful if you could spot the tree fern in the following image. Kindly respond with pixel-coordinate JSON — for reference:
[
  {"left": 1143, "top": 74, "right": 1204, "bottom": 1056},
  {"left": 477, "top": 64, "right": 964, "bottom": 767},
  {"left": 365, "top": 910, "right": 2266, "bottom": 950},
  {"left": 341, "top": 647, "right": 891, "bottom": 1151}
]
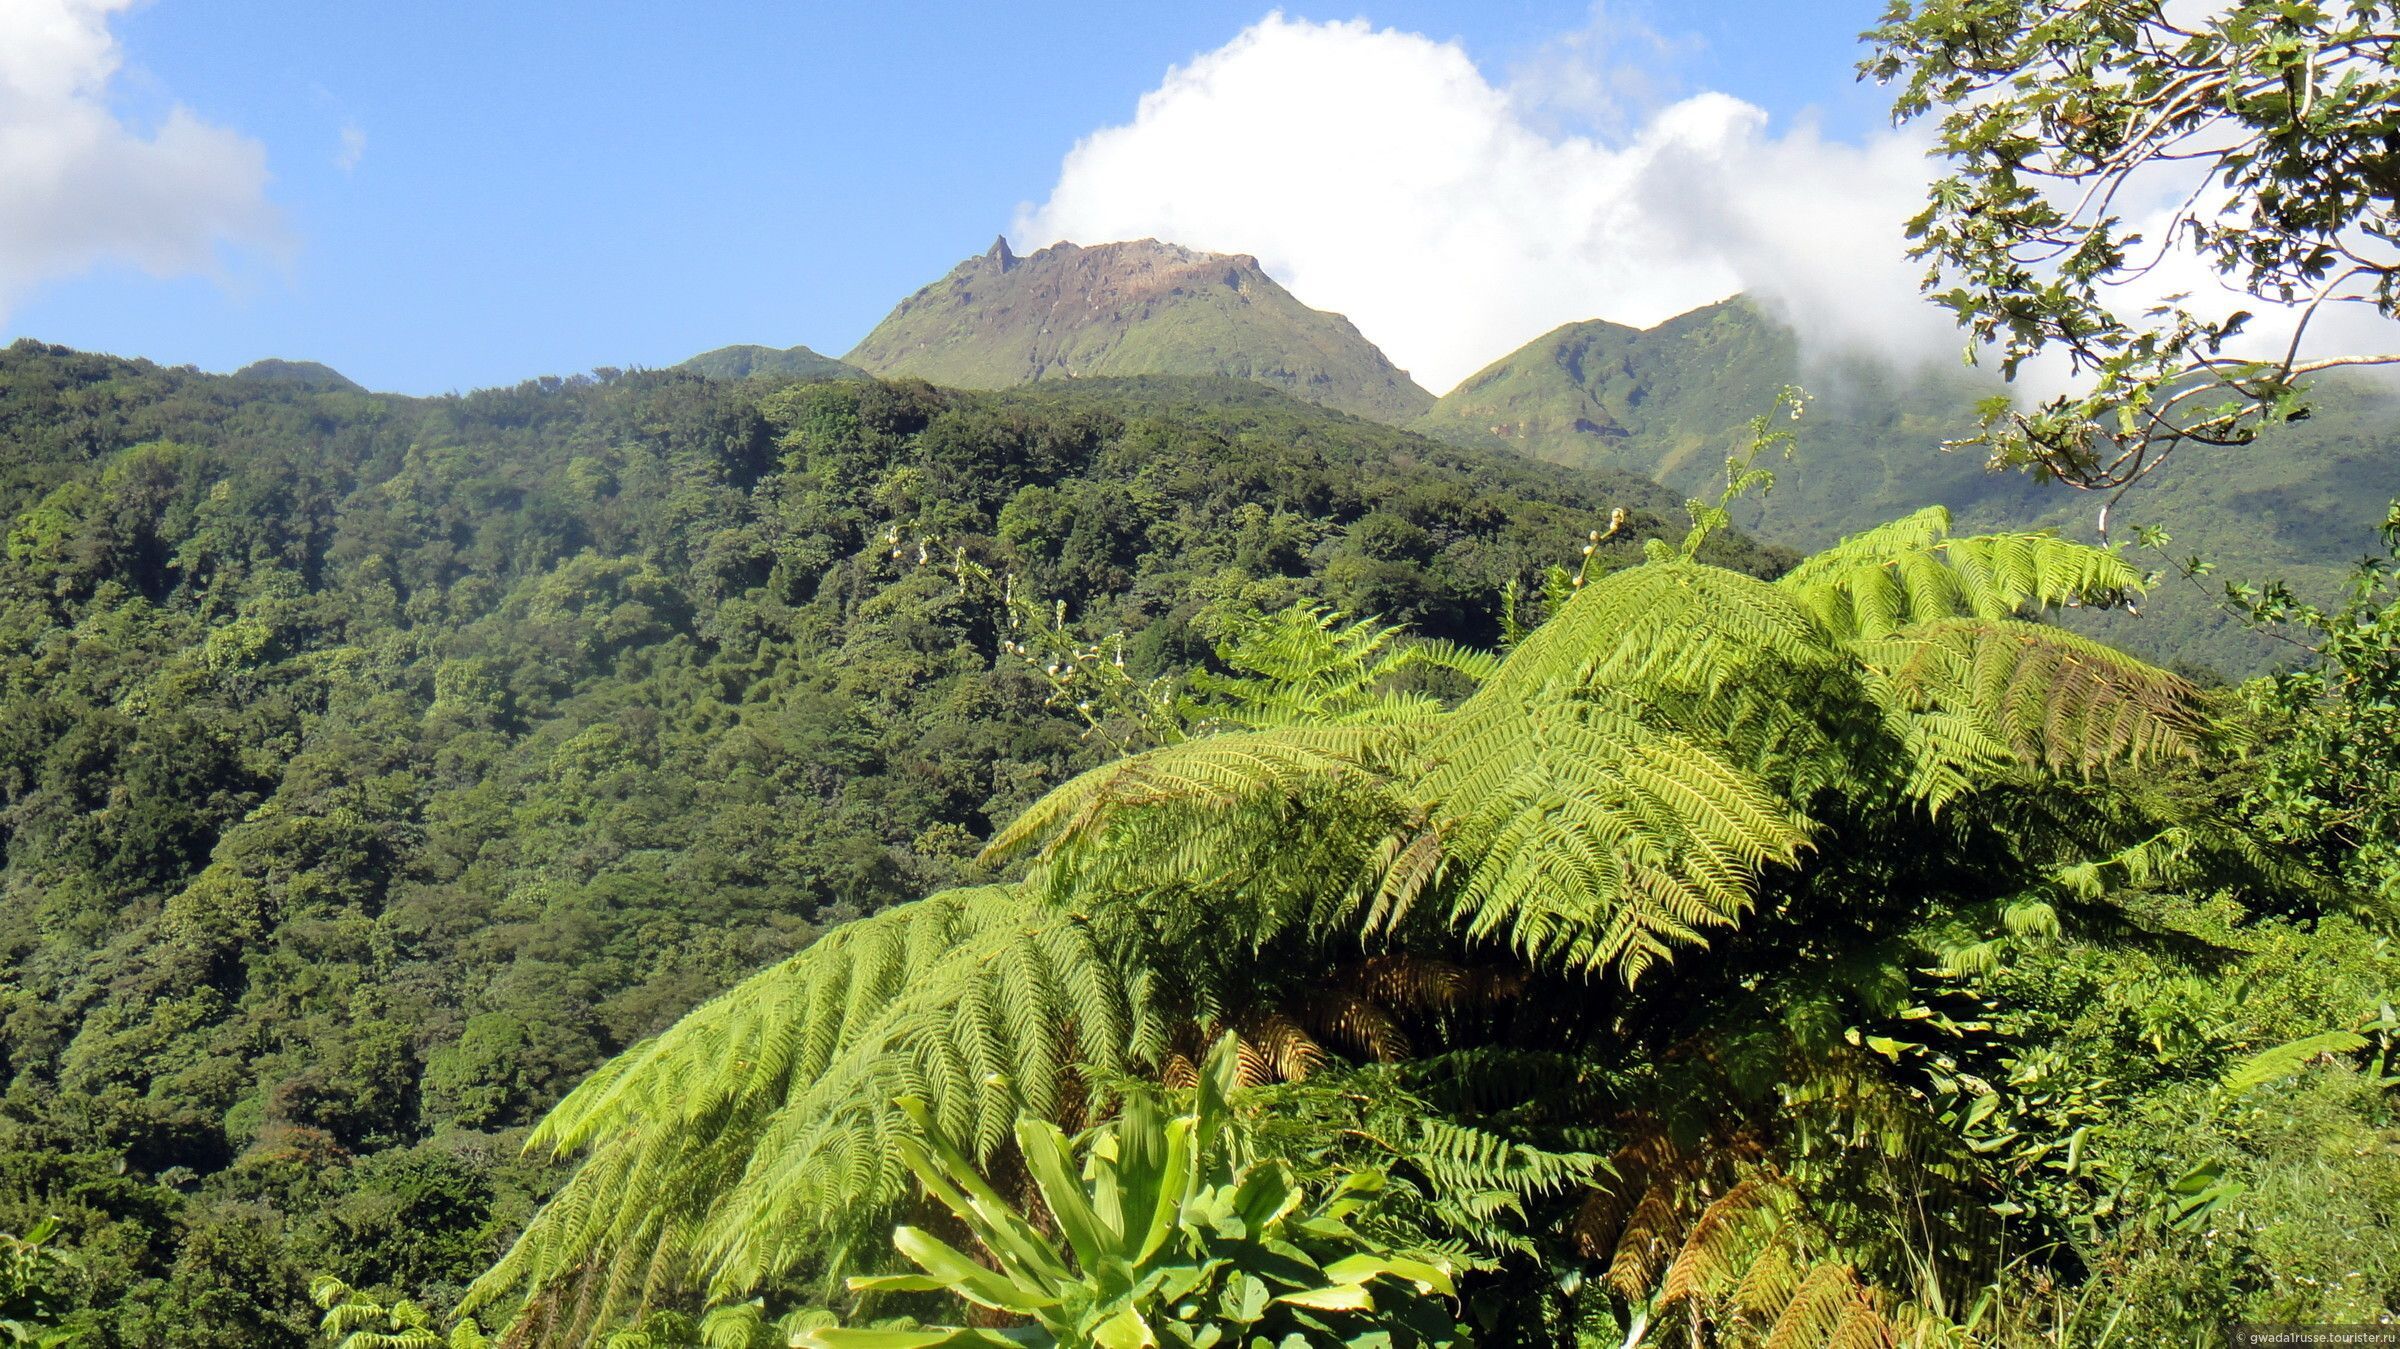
[
  {"left": 462, "top": 887, "right": 1169, "bottom": 1340},
  {"left": 1856, "top": 618, "right": 2215, "bottom": 800},
  {"left": 467, "top": 510, "right": 2246, "bottom": 1343},
  {"left": 1424, "top": 689, "right": 1810, "bottom": 981}
]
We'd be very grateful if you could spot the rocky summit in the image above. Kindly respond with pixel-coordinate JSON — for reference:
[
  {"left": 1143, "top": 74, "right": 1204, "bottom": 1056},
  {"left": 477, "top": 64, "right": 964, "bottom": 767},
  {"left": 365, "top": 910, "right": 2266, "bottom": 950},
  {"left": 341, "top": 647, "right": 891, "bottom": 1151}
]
[{"left": 844, "top": 236, "right": 1435, "bottom": 422}]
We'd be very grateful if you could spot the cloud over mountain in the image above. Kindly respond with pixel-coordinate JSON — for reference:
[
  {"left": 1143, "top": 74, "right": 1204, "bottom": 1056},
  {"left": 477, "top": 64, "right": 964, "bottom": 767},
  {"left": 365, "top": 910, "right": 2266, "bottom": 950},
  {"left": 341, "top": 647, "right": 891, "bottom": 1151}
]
[
  {"left": 1015, "top": 13, "right": 1956, "bottom": 394},
  {"left": 0, "top": 0, "right": 279, "bottom": 319}
]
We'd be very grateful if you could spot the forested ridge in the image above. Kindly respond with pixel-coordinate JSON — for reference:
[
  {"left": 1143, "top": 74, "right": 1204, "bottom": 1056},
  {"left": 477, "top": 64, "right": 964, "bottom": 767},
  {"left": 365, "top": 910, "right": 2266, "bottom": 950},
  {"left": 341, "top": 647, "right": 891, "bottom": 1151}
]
[
  {"left": 0, "top": 340, "right": 1773, "bottom": 1344},
  {"left": 1412, "top": 296, "right": 2400, "bottom": 679}
]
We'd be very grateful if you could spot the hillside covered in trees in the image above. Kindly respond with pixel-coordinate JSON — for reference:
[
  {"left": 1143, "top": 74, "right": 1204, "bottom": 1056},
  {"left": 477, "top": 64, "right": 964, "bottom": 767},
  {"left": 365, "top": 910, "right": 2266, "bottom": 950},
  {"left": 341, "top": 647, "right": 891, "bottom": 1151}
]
[
  {"left": 1415, "top": 297, "right": 2400, "bottom": 678},
  {"left": 825, "top": 239, "right": 2396, "bottom": 680},
  {"left": 0, "top": 340, "right": 1773, "bottom": 1344}
]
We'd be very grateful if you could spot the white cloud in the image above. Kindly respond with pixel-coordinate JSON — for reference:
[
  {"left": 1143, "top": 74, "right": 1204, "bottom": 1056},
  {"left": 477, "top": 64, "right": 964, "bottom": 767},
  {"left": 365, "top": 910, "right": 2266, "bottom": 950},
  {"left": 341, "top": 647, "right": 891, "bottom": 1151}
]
[
  {"left": 1502, "top": 4, "right": 1703, "bottom": 141},
  {"left": 335, "top": 122, "right": 366, "bottom": 172},
  {"left": 0, "top": 0, "right": 280, "bottom": 318},
  {"left": 1015, "top": 12, "right": 1958, "bottom": 393}
]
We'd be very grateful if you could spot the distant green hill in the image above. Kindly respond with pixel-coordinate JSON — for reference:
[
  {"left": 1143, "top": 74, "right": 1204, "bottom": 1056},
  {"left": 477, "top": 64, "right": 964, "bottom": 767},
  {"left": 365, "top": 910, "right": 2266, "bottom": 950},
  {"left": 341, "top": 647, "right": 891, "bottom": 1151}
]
[
  {"left": 1415, "top": 298, "right": 2054, "bottom": 539},
  {"left": 845, "top": 237, "right": 1436, "bottom": 422},
  {"left": 1416, "top": 297, "right": 2400, "bottom": 676},
  {"left": 677, "top": 343, "right": 864, "bottom": 381},
  {"left": 233, "top": 357, "right": 364, "bottom": 392}
]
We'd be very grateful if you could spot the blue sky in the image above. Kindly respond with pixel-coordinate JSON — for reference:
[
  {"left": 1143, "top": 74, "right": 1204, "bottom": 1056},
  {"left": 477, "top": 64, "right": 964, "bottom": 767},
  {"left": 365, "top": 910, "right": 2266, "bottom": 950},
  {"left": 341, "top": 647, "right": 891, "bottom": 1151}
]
[{"left": 2, "top": 1, "right": 1897, "bottom": 395}]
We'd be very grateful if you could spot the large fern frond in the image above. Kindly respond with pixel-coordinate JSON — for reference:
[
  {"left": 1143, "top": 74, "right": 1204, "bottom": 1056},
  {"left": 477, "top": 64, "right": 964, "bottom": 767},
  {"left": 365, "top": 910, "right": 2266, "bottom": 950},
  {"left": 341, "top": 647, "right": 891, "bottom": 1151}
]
[
  {"left": 981, "top": 723, "right": 1408, "bottom": 867},
  {"left": 1423, "top": 691, "right": 1811, "bottom": 982},
  {"left": 1579, "top": 1154, "right": 1947, "bottom": 1349},
  {"left": 1779, "top": 506, "right": 2142, "bottom": 640},
  {"left": 1855, "top": 618, "right": 2215, "bottom": 804},
  {"left": 1480, "top": 561, "right": 1834, "bottom": 701},
  {"left": 462, "top": 886, "right": 1167, "bottom": 1341},
  {"left": 1189, "top": 601, "right": 1490, "bottom": 731}
]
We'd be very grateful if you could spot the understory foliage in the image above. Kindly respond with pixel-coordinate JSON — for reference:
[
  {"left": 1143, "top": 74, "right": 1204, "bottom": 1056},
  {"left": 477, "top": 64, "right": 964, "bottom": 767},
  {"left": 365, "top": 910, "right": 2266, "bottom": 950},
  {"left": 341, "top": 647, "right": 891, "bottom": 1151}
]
[
  {"left": 2, "top": 1219, "right": 78, "bottom": 1347},
  {"left": 799, "top": 1036, "right": 1464, "bottom": 1348},
  {"left": 460, "top": 487, "right": 2390, "bottom": 1345},
  {"left": 2226, "top": 499, "right": 2400, "bottom": 904}
]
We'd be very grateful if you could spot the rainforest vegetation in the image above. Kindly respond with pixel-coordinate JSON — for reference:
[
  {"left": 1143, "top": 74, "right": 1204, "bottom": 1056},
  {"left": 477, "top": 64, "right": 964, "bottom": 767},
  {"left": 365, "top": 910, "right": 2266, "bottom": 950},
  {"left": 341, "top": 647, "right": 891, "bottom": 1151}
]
[
  {"left": 438, "top": 484, "right": 2400, "bottom": 1348},
  {"left": 3, "top": 332, "right": 2390, "bottom": 1346},
  {"left": 7, "top": 2, "right": 2400, "bottom": 1343},
  {"left": 0, "top": 345, "right": 1775, "bottom": 1344}
]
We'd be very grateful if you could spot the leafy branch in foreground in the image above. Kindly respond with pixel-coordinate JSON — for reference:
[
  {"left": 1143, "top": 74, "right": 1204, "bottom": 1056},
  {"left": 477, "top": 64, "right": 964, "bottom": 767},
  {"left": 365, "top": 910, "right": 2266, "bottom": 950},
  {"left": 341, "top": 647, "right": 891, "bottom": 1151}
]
[{"left": 1867, "top": 0, "right": 2400, "bottom": 492}]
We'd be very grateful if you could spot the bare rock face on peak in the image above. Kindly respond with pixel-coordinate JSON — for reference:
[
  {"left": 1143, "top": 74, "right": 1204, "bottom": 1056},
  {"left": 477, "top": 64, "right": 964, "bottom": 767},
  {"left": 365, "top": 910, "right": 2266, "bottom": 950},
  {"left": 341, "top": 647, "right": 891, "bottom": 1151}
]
[{"left": 844, "top": 238, "right": 1434, "bottom": 421}]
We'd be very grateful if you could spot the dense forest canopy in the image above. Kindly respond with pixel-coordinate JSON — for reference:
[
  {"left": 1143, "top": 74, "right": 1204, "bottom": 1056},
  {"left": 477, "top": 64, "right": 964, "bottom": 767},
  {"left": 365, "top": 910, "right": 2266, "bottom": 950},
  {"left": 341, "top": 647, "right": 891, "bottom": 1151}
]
[{"left": 0, "top": 341, "right": 1775, "bottom": 1345}]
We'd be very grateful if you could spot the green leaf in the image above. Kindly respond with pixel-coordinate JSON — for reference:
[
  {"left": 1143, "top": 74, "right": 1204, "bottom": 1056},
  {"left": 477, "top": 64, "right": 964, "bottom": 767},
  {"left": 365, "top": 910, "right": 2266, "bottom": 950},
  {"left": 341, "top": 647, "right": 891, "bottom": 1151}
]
[
  {"left": 898, "top": 1105, "right": 1076, "bottom": 1289},
  {"left": 891, "top": 1227, "right": 1058, "bottom": 1314},
  {"left": 843, "top": 1274, "right": 951, "bottom": 1294},
  {"left": 1088, "top": 1303, "right": 1157, "bottom": 1349},
  {"left": 792, "top": 1330, "right": 1026, "bottom": 1349},
  {"left": 1220, "top": 1272, "right": 1270, "bottom": 1324},
  {"left": 1018, "top": 1116, "right": 1117, "bottom": 1271},
  {"left": 1275, "top": 1285, "right": 1377, "bottom": 1312},
  {"left": 2222, "top": 1030, "right": 2367, "bottom": 1094}
]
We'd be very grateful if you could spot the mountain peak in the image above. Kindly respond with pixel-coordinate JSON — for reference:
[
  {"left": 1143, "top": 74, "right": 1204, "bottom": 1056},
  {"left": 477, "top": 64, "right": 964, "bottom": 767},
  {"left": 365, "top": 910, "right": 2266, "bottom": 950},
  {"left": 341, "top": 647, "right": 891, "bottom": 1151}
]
[{"left": 845, "top": 237, "right": 1431, "bottom": 421}]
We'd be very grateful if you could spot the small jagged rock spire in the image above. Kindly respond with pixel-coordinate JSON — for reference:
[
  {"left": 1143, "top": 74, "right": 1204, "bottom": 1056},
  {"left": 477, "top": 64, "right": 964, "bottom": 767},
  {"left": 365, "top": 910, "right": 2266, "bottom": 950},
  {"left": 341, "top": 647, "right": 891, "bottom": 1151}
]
[{"left": 986, "top": 234, "right": 1017, "bottom": 273}]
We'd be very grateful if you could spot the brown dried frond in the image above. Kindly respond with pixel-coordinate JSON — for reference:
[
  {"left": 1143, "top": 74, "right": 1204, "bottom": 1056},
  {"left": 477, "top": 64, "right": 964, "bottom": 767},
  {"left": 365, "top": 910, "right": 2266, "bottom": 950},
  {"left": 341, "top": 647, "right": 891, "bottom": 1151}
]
[
  {"left": 1751, "top": 1262, "right": 1903, "bottom": 1349},
  {"left": 1660, "top": 1173, "right": 1791, "bottom": 1308},
  {"left": 1291, "top": 988, "right": 1411, "bottom": 1063},
  {"left": 1732, "top": 1238, "right": 1805, "bottom": 1323},
  {"left": 1226, "top": 1011, "right": 1326, "bottom": 1084},
  {"left": 1605, "top": 1180, "right": 1686, "bottom": 1298},
  {"left": 1347, "top": 953, "right": 1527, "bottom": 1012}
]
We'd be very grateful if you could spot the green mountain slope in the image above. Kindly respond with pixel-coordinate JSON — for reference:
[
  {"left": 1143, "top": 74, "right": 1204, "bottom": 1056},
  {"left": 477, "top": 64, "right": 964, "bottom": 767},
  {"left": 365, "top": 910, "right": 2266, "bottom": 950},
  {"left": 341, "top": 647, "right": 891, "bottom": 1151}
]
[
  {"left": 677, "top": 343, "right": 864, "bottom": 381},
  {"left": 0, "top": 340, "right": 1777, "bottom": 1344},
  {"left": 844, "top": 237, "right": 1436, "bottom": 422},
  {"left": 1416, "top": 297, "right": 2400, "bottom": 676}
]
